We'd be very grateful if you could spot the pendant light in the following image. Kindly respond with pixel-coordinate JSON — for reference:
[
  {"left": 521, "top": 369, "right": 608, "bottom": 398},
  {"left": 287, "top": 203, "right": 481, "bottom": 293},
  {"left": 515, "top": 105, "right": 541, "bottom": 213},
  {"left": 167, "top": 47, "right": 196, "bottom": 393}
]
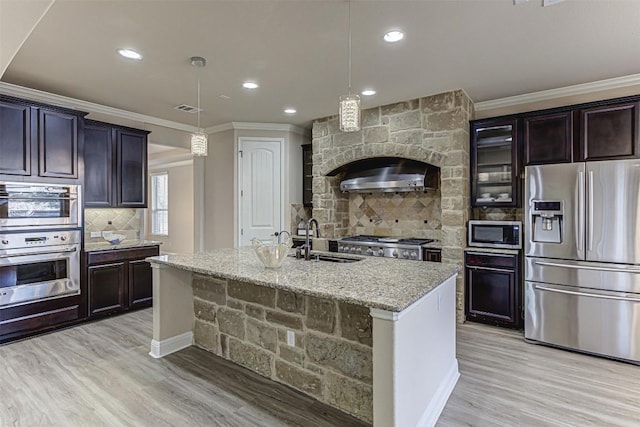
[
  {"left": 190, "top": 56, "right": 208, "bottom": 156},
  {"left": 339, "top": 0, "right": 360, "bottom": 132}
]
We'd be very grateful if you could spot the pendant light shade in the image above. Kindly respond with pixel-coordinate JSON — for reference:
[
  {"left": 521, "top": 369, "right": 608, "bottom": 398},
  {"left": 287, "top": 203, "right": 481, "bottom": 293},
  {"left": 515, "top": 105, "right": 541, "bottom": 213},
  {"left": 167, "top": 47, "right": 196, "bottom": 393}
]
[
  {"left": 339, "top": 0, "right": 360, "bottom": 132},
  {"left": 339, "top": 94, "right": 361, "bottom": 132},
  {"left": 190, "top": 56, "right": 208, "bottom": 156},
  {"left": 190, "top": 132, "right": 208, "bottom": 156}
]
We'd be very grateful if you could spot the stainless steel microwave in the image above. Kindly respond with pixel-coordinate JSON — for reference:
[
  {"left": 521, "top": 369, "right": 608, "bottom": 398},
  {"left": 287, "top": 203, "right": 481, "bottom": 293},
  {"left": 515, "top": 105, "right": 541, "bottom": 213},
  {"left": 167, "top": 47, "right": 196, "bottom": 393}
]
[{"left": 468, "top": 220, "right": 522, "bottom": 249}]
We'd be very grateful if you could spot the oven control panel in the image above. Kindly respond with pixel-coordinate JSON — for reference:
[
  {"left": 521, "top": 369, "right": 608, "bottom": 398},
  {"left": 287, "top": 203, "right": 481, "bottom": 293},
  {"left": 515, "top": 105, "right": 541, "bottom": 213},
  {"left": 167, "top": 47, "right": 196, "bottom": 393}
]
[{"left": 0, "top": 230, "right": 81, "bottom": 249}]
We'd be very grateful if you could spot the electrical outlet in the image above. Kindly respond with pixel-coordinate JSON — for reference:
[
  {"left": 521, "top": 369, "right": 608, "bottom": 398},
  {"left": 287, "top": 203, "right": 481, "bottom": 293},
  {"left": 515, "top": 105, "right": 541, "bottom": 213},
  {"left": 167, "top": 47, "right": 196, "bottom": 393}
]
[
  {"left": 90, "top": 231, "right": 101, "bottom": 238},
  {"left": 286, "top": 330, "right": 295, "bottom": 347},
  {"left": 437, "top": 293, "right": 442, "bottom": 311}
]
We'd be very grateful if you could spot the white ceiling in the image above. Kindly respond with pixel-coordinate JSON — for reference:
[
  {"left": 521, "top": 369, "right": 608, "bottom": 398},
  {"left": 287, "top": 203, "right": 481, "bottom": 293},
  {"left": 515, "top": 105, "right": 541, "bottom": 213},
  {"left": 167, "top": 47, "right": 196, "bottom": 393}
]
[{"left": 2, "top": 0, "right": 640, "bottom": 130}]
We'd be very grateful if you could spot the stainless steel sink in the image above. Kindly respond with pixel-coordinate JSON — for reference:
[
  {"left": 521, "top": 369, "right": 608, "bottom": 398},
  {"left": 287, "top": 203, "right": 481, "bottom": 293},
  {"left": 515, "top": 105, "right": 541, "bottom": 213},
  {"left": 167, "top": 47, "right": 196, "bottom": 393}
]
[{"left": 289, "top": 253, "right": 362, "bottom": 263}]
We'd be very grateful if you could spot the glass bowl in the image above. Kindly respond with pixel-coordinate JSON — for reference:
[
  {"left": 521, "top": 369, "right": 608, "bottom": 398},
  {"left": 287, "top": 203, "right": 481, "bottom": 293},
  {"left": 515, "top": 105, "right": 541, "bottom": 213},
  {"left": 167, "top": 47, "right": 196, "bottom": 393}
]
[{"left": 251, "top": 237, "right": 293, "bottom": 268}]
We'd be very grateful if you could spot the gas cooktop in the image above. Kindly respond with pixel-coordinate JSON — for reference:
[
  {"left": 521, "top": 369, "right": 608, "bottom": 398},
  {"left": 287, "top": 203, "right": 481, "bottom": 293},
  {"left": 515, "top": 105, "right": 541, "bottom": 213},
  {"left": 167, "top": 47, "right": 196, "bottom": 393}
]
[
  {"left": 341, "top": 235, "right": 435, "bottom": 245},
  {"left": 337, "top": 235, "right": 436, "bottom": 260}
]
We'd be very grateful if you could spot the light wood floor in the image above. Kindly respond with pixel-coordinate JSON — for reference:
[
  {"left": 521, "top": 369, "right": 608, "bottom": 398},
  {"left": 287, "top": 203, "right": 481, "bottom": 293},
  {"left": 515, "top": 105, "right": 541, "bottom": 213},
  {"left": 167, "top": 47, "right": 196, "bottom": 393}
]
[{"left": 2, "top": 310, "right": 640, "bottom": 427}]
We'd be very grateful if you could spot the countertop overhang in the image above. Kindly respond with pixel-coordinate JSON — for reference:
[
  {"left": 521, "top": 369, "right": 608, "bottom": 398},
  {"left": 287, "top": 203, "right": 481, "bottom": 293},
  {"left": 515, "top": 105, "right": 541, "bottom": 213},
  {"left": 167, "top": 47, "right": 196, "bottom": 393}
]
[
  {"left": 84, "top": 240, "right": 162, "bottom": 252},
  {"left": 147, "top": 247, "right": 459, "bottom": 312}
]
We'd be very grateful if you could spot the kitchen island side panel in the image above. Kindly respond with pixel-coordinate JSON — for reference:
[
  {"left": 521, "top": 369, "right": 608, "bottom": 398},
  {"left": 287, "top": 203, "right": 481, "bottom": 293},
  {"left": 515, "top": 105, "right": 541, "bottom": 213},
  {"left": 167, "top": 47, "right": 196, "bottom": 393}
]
[{"left": 372, "top": 274, "right": 459, "bottom": 427}]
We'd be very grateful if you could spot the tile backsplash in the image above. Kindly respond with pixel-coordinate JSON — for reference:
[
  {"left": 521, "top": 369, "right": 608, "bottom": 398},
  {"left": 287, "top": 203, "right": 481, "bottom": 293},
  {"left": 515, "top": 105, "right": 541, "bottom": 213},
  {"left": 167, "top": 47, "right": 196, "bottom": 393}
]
[
  {"left": 348, "top": 191, "right": 441, "bottom": 239},
  {"left": 84, "top": 208, "right": 142, "bottom": 243},
  {"left": 290, "top": 203, "right": 312, "bottom": 234}
]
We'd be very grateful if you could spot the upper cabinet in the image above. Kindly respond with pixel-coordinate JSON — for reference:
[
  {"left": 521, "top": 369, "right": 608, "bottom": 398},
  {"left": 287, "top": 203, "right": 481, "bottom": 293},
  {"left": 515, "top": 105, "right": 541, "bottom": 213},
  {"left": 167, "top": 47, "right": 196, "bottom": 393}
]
[
  {"left": 470, "top": 118, "right": 519, "bottom": 208},
  {"left": 302, "top": 144, "right": 312, "bottom": 207},
  {"left": 0, "top": 100, "right": 31, "bottom": 176},
  {"left": 0, "top": 96, "right": 86, "bottom": 181},
  {"left": 522, "top": 98, "right": 640, "bottom": 166},
  {"left": 524, "top": 111, "right": 573, "bottom": 165},
  {"left": 579, "top": 102, "right": 639, "bottom": 161},
  {"left": 84, "top": 120, "right": 149, "bottom": 208}
]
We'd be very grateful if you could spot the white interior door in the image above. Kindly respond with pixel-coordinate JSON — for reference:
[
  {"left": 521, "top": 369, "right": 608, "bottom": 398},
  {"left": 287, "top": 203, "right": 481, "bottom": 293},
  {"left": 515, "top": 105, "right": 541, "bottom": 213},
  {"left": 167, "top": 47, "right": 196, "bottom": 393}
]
[{"left": 238, "top": 137, "right": 283, "bottom": 246}]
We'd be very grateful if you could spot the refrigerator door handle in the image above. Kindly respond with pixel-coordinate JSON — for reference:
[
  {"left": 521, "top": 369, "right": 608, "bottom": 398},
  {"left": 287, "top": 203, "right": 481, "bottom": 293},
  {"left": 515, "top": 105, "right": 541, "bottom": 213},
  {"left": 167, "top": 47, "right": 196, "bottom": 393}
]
[
  {"left": 587, "top": 170, "right": 594, "bottom": 252},
  {"left": 534, "top": 284, "right": 640, "bottom": 302},
  {"left": 534, "top": 260, "right": 640, "bottom": 274},
  {"left": 576, "top": 171, "right": 585, "bottom": 254}
]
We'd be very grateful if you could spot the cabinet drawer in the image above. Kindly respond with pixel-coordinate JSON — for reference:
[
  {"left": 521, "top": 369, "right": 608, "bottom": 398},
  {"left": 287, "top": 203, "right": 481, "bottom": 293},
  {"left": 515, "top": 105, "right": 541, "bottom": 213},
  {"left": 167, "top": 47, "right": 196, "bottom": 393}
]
[
  {"left": 465, "top": 251, "right": 516, "bottom": 269},
  {"left": 0, "top": 305, "right": 79, "bottom": 337},
  {"left": 86, "top": 246, "right": 159, "bottom": 265}
]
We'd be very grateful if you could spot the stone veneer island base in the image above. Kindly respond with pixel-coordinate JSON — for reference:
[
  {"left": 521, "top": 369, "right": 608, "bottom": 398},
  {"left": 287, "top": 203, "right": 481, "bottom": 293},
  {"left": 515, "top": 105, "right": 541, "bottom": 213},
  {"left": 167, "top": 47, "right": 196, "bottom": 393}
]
[{"left": 147, "top": 248, "right": 460, "bottom": 427}]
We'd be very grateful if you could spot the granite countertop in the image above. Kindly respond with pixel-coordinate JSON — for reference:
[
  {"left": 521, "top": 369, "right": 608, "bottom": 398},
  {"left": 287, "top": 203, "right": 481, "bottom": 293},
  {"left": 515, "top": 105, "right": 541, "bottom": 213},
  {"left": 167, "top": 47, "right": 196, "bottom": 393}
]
[
  {"left": 147, "top": 247, "right": 459, "bottom": 312},
  {"left": 84, "top": 240, "right": 162, "bottom": 252}
]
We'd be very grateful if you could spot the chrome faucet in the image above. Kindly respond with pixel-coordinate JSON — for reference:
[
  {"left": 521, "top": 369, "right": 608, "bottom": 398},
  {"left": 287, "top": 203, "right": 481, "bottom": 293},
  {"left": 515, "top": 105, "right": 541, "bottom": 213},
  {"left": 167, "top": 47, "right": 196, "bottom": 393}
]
[
  {"left": 304, "top": 218, "right": 321, "bottom": 260},
  {"left": 274, "top": 230, "right": 291, "bottom": 243}
]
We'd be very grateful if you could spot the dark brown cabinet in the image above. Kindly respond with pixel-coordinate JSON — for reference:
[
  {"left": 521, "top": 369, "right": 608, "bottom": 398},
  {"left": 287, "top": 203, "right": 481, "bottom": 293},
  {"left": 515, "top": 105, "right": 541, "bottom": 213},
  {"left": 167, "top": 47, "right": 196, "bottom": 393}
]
[
  {"left": 524, "top": 111, "right": 573, "bottom": 165},
  {"left": 117, "top": 129, "right": 148, "bottom": 207},
  {"left": 0, "top": 295, "right": 82, "bottom": 344},
  {"left": 470, "top": 118, "right": 519, "bottom": 208},
  {"left": 85, "top": 246, "right": 159, "bottom": 318},
  {"left": 465, "top": 250, "right": 521, "bottom": 329},
  {"left": 84, "top": 120, "right": 149, "bottom": 208},
  {"left": 302, "top": 144, "right": 312, "bottom": 207},
  {"left": 88, "top": 262, "right": 126, "bottom": 316},
  {"left": 424, "top": 249, "right": 442, "bottom": 262},
  {"left": 0, "top": 96, "right": 86, "bottom": 181},
  {"left": 579, "top": 102, "right": 640, "bottom": 161},
  {"left": 37, "top": 109, "right": 79, "bottom": 178},
  {"left": 0, "top": 100, "right": 31, "bottom": 176}
]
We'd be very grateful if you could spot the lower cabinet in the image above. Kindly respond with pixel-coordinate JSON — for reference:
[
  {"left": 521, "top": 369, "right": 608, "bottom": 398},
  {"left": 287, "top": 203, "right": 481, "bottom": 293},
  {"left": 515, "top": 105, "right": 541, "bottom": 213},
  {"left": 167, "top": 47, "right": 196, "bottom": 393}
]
[
  {"left": 464, "top": 250, "right": 522, "bottom": 329},
  {"left": 85, "top": 246, "right": 159, "bottom": 318},
  {"left": 0, "top": 295, "right": 82, "bottom": 344}
]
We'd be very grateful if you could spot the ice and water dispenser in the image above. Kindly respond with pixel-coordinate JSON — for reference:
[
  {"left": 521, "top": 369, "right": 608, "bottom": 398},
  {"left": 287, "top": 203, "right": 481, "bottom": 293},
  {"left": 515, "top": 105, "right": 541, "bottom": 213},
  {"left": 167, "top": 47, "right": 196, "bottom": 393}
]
[{"left": 530, "top": 200, "right": 563, "bottom": 243}]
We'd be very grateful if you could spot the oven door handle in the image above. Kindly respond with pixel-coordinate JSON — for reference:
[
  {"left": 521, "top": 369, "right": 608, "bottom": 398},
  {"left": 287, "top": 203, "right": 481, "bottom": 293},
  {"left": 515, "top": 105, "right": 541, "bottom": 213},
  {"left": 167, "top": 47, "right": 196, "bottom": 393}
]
[
  {"left": 0, "top": 247, "right": 77, "bottom": 259},
  {"left": 534, "top": 284, "right": 640, "bottom": 302},
  {"left": 467, "top": 265, "right": 513, "bottom": 273}
]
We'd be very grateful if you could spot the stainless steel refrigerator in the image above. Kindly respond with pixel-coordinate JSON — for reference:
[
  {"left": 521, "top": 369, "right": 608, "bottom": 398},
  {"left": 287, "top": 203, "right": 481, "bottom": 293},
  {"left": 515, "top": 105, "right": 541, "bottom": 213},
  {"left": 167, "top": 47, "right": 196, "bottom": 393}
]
[{"left": 525, "top": 159, "right": 640, "bottom": 363}]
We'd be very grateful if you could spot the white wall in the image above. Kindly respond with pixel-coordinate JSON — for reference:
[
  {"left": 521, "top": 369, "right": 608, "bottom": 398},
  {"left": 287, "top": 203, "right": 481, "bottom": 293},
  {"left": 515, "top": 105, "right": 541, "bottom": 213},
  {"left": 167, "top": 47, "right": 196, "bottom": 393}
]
[
  {"left": 147, "top": 149, "right": 194, "bottom": 254},
  {"left": 202, "top": 127, "right": 308, "bottom": 251}
]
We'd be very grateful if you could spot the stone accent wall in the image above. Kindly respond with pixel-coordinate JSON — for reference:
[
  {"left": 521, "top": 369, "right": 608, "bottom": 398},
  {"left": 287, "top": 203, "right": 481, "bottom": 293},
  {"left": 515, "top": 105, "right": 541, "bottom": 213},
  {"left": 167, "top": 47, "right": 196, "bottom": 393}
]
[
  {"left": 84, "top": 208, "right": 142, "bottom": 243},
  {"left": 311, "top": 90, "right": 473, "bottom": 321},
  {"left": 192, "top": 274, "right": 374, "bottom": 423}
]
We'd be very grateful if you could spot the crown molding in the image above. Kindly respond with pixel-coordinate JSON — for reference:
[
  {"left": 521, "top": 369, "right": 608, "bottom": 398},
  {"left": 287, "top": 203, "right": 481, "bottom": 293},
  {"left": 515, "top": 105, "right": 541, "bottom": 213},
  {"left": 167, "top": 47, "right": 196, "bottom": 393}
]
[
  {"left": 474, "top": 74, "right": 640, "bottom": 112},
  {"left": 205, "top": 121, "right": 309, "bottom": 136},
  {"left": 0, "top": 81, "right": 198, "bottom": 132}
]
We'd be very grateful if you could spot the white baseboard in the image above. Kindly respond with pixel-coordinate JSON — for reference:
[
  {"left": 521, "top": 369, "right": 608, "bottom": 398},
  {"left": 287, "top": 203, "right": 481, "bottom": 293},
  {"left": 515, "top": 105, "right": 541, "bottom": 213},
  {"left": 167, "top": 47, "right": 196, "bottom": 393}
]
[
  {"left": 417, "top": 358, "right": 460, "bottom": 427},
  {"left": 149, "top": 331, "right": 193, "bottom": 359}
]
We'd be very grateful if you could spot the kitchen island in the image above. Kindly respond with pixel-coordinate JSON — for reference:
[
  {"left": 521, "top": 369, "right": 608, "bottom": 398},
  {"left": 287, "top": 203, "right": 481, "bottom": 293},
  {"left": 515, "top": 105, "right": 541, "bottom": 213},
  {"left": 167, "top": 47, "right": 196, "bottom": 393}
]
[{"left": 147, "top": 248, "right": 459, "bottom": 427}]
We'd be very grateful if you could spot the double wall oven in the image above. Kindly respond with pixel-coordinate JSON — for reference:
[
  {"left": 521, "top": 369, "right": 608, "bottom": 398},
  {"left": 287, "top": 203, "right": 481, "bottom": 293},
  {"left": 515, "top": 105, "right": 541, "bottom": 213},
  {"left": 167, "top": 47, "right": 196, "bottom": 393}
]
[{"left": 0, "top": 182, "right": 81, "bottom": 310}]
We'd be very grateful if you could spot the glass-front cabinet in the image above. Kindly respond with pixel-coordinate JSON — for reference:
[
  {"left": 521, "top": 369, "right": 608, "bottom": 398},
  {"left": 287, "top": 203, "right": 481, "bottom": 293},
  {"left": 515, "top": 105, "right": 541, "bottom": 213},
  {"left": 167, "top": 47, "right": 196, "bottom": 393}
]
[{"left": 470, "top": 118, "right": 519, "bottom": 208}]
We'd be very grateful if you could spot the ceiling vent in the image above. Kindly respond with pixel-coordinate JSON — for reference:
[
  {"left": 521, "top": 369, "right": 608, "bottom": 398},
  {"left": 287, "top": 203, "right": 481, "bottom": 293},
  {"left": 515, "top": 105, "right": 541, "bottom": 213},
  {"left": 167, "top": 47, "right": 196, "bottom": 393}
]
[{"left": 174, "top": 104, "right": 202, "bottom": 113}]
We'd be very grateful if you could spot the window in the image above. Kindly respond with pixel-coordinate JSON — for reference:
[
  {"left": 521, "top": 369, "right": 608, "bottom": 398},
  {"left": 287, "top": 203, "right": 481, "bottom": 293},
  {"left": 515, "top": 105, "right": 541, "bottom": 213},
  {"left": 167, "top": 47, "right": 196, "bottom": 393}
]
[{"left": 151, "top": 172, "right": 168, "bottom": 235}]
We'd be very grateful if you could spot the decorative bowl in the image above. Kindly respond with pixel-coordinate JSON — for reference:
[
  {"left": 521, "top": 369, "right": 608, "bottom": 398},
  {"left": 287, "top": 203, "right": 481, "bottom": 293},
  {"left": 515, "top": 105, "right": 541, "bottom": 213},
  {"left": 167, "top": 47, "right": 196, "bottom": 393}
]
[
  {"left": 103, "top": 232, "right": 126, "bottom": 245},
  {"left": 251, "top": 237, "right": 293, "bottom": 269}
]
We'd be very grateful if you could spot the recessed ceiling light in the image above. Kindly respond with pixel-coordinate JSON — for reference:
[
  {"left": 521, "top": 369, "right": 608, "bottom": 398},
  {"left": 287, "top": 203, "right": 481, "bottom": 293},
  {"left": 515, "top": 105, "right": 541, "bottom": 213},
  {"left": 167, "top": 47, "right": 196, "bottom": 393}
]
[
  {"left": 361, "top": 89, "right": 376, "bottom": 96},
  {"left": 383, "top": 31, "right": 404, "bottom": 43},
  {"left": 243, "top": 82, "right": 259, "bottom": 89},
  {"left": 117, "top": 48, "right": 143, "bottom": 60},
  {"left": 284, "top": 108, "right": 297, "bottom": 114}
]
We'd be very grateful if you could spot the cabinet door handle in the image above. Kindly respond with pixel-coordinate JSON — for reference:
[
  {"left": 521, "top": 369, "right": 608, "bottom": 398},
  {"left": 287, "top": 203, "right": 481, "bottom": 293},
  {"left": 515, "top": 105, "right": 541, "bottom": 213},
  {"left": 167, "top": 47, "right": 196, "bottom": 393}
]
[{"left": 467, "top": 265, "right": 514, "bottom": 273}]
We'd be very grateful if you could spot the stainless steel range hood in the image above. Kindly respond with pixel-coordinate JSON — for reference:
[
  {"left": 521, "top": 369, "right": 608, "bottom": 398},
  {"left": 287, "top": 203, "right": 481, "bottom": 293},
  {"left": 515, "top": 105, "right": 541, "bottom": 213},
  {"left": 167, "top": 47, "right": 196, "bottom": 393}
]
[{"left": 329, "top": 157, "right": 438, "bottom": 193}]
